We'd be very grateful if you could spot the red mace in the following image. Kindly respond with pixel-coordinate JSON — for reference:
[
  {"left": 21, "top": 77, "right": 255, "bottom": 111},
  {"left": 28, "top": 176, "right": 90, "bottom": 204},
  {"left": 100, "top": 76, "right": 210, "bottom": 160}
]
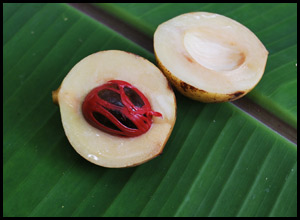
[{"left": 82, "top": 80, "right": 162, "bottom": 137}]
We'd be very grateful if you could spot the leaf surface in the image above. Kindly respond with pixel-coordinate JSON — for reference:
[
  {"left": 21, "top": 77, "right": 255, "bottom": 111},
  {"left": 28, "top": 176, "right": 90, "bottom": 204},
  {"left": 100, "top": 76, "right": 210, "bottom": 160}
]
[{"left": 3, "top": 3, "right": 297, "bottom": 217}]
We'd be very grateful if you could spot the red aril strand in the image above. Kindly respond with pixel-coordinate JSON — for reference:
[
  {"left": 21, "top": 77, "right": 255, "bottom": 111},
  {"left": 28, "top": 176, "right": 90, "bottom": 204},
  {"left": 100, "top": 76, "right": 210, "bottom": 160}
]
[{"left": 82, "top": 80, "right": 162, "bottom": 137}]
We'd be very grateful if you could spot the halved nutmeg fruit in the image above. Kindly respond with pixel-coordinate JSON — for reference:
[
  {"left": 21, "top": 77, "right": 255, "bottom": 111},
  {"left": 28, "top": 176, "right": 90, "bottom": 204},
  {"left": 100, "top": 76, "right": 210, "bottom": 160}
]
[
  {"left": 53, "top": 50, "right": 176, "bottom": 168},
  {"left": 154, "top": 12, "right": 269, "bottom": 102}
]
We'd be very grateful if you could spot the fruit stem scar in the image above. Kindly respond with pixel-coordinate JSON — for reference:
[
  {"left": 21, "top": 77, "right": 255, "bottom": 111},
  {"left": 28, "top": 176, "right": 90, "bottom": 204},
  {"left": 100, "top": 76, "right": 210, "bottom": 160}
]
[{"left": 52, "top": 86, "right": 61, "bottom": 105}]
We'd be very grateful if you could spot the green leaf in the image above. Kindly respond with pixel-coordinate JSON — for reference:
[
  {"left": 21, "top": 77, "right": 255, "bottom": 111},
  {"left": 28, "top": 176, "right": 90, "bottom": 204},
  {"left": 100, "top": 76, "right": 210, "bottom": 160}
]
[
  {"left": 3, "top": 3, "right": 297, "bottom": 217},
  {"left": 97, "top": 3, "right": 297, "bottom": 128}
]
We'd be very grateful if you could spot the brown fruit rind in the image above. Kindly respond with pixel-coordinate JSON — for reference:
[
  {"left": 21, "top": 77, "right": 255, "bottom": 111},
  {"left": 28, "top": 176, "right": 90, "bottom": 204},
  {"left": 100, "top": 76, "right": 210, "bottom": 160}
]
[{"left": 155, "top": 52, "right": 249, "bottom": 103}]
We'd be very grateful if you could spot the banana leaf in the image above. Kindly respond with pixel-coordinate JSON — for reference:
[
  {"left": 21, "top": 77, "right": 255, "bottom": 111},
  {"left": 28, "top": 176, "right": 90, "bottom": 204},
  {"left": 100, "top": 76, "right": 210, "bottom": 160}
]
[
  {"left": 97, "top": 3, "right": 297, "bottom": 128},
  {"left": 3, "top": 3, "right": 297, "bottom": 217}
]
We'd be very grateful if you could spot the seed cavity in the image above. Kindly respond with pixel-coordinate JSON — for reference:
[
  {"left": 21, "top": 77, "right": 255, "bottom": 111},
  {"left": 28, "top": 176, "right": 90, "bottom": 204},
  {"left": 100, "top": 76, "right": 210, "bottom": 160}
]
[{"left": 183, "top": 30, "right": 245, "bottom": 71}]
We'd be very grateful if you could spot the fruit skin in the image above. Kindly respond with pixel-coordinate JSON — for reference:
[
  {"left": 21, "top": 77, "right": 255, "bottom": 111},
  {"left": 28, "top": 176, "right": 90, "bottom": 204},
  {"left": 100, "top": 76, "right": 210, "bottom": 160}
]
[{"left": 155, "top": 52, "right": 249, "bottom": 103}]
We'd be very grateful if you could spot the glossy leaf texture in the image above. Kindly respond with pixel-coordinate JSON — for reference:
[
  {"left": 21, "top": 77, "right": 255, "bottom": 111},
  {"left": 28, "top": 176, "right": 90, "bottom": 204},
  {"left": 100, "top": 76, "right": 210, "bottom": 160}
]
[
  {"left": 3, "top": 3, "right": 297, "bottom": 217},
  {"left": 97, "top": 3, "right": 297, "bottom": 128}
]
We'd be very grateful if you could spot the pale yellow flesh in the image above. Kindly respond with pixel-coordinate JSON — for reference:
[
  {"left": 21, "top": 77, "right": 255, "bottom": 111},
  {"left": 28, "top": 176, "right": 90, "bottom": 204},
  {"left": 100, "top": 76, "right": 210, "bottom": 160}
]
[
  {"left": 57, "top": 50, "right": 176, "bottom": 168},
  {"left": 154, "top": 12, "right": 268, "bottom": 96}
]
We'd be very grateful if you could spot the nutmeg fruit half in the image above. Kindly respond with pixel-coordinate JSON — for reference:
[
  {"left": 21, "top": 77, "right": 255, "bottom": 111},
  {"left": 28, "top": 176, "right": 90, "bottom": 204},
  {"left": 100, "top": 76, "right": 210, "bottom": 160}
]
[
  {"left": 53, "top": 50, "right": 176, "bottom": 168},
  {"left": 154, "top": 12, "right": 268, "bottom": 102}
]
